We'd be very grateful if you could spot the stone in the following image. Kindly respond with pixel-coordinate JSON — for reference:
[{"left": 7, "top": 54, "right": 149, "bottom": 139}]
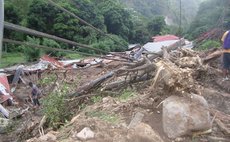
[
  {"left": 0, "top": 117, "right": 9, "bottom": 134},
  {"left": 127, "top": 123, "right": 164, "bottom": 142},
  {"left": 163, "top": 94, "right": 212, "bottom": 139},
  {"left": 76, "top": 127, "right": 95, "bottom": 140},
  {"left": 39, "top": 132, "right": 57, "bottom": 142},
  {"left": 128, "top": 112, "right": 144, "bottom": 129}
]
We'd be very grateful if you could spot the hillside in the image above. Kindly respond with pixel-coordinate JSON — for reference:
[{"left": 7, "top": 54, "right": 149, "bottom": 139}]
[
  {"left": 119, "top": 0, "right": 204, "bottom": 28},
  {"left": 187, "top": 0, "right": 230, "bottom": 39}
]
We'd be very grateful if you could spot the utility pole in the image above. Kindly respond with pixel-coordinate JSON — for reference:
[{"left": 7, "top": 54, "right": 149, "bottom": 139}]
[
  {"left": 0, "top": 0, "right": 4, "bottom": 62},
  {"left": 179, "top": 0, "right": 182, "bottom": 37}
]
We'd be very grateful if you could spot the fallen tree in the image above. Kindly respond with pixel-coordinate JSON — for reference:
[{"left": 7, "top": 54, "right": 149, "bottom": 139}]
[{"left": 74, "top": 39, "right": 221, "bottom": 95}]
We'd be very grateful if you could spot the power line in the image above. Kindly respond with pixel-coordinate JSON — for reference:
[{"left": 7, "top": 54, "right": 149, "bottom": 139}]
[
  {"left": 179, "top": 0, "right": 182, "bottom": 37},
  {"left": 4, "top": 22, "right": 104, "bottom": 53},
  {"left": 3, "top": 38, "right": 100, "bottom": 57},
  {"left": 4, "top": 22, "right": 132, "bottom": 61},
  {"left": 47, "top": 0, "right": 127, "bottom": 48},
  {"left": 0, "top": 0, "right": 4, "bottom": 62},
  {"left": 3, "top": 38, "right": 129, "bottom": 62}
]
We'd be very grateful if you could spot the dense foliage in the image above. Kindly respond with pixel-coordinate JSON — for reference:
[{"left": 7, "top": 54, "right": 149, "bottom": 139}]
[
  {"left": 119, "top": 0, "right": 204, "bottom": 29},
  {"left": 4, "top": 0, "right": 134, "bottom": 60},
  {"left": 4, "top": 0, "right": 222, "bottom": 61},
  {"left": 4, "top": 0, "right": 203, "bottom": 54},
  {"left": 187, "top": 0, "right": 230, "bottom": 39}
]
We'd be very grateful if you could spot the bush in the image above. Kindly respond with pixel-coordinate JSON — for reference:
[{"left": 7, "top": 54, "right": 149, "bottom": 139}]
[
  {"left": 198, "top": 40, "right": 221, "bottom": 50},
  {"left": 42, "top": 84, "right": 71, "bottom": 129},
  {"left": 42, "top": 38, "right": 65, "bottom": 57},
  {"left": 90, "top": 34, "right": 128, "bottom": 54},
  {"left": 21, "top": 36, "right": 41, "bottom": 62}
]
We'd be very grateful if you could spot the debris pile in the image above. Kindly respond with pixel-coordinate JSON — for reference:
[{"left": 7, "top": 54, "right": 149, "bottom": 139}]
[{"left": 1, "top": 38, "right": 230, "bottom": 142}]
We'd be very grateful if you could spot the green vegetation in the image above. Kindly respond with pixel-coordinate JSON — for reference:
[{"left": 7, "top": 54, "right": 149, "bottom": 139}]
[
  {"left": 42, "top": 84, "right": 72, "bottom": 129},
  {"left": 198, "top": 40, "right": 221, "bottom": 50},
  {"left": 21, "top": 36, "right": 41, "bottom": 62},
  {"left": 91, "top": 96, "right": 103, "bottom": 103},
  {"left": 118, "top": 89, "right": 137, "bottom": 102},
  {"left": 187, "top": 0, "right": 230, "bottom": 39},
  {"left": 38, "top": 74, "right": 56, "bottom": 86},
  {"left": 0, "top": 52, "right": 26, "bottom": 68},
  {"left": 119, "top": 0, "right": 204, "bottom": 31},
  {"left": 86, "top": 110, "right": 120, "bottom": 124},
  {"left": 64, "top": 53, "right": 84, "bottom": 60},
  {"left": 3, "top": 0, "right": 198, "bottom": 59},
  {"left": 4, "top": 0, "right": 133, "bottom": 56},
  {"left": 3, "top": 0, "right": 229, "bottom": 65}
]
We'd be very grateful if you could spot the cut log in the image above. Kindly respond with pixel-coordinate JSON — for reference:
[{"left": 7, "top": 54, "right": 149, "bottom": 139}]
[
  {"left": 72, "top": 39, "right": 185, "bottom": 96},
  {"left": 73, "top": 71, "right": 115, "bottom": 95},
  {"left": 102, "top": 74, "right": 151, "bottom": 91},
  {"left": 202, "top": 50, "right": 222, "bottom": 64}
]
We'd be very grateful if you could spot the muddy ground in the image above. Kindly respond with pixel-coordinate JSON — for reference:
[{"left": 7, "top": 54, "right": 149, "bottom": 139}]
[{"left": 1, "top": 58, "right": 230, "bottom": 142}]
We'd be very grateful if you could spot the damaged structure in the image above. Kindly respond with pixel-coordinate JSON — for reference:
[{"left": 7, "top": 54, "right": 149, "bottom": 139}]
[{"left": 0, "top": 36, "right": 230, "bottom": 142}]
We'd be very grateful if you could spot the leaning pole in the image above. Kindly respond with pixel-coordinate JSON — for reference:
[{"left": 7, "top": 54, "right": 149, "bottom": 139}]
[{"left": 0, "top": 0, "right": 4, "bottom": 62}]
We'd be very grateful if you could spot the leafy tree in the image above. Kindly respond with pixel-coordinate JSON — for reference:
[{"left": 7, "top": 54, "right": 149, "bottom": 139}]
[
  {"left": 18, "top": 36, "right": 41, "bottom": 62},
  {"left": 96, "top": 0, "right": 134, "bottom": 41},
  {"left": 147, "top": 16, "right": 167, "bottom": 36},
  {"left": 89, "top": 34, "right": 128, "bottom": 54},
  {"left": 42, "top": 38, "right": 65, "bottom": 57},
  {"left": 4, "top": 3, "right": 24, "bottom": 42},
  {"left": 187, "top": 0, "right": 230, "bottom": 39},
  {"left": 27, "top": 0, "right": 60, "bottom": 34}
]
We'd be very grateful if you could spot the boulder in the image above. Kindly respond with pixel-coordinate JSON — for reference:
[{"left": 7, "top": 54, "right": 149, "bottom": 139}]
[
  {"left": 76, "top": 127, "right": 95, "bottom": 141},
  {"left": 127, "top": 123, "right": 164, "bottom": 142},
  {"left": 163, "top": 94, "right": 211, "bottom": 138},
  {"left": 128, "top": 112, "right": 144, "bottom": 129}
]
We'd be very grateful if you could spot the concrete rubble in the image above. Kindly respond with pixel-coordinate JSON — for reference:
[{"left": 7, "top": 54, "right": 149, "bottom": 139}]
[{"left": 1, "top": 38, "right": 230, "bottom": 142}]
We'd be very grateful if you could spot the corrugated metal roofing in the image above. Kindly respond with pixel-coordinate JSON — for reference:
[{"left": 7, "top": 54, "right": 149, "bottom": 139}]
[
  {"left": 152, "top": 35, "right": 179, "bottom": 42},
  {"left": 143, "top": 40, "right": 179, "bottom": 53}
]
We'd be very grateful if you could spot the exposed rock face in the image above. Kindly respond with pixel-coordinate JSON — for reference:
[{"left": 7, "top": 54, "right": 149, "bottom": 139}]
[{"left": 163, "top": 94, "right": 212, "bottom": 138}]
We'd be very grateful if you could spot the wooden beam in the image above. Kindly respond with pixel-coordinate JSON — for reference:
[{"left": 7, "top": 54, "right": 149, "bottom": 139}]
[{"left": 0, "top": 0, "right": 4, "bottom": 61}]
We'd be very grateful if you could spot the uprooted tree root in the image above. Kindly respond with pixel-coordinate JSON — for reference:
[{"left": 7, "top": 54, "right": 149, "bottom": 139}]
[{"left": 6, "top": 42, "right": 230, "bottom": 141}]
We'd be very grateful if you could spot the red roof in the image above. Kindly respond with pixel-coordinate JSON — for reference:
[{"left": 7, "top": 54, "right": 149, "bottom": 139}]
[
  {"left": 0, "top": 74, "right": 10, "bottom": 91},
  {"left": 0, "top": 74, "right": 12, "bottom": 103},
  {"left": 152, "top": 35, "right": 179, "bottom": 42},
  {"left": 41, "top": 55, "right": 64, "bottom": 68}
]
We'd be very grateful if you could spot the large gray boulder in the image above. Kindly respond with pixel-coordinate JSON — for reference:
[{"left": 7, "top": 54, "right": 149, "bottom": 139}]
[{"left": 163, "top": 94, "right": 211, "bottom": 139}]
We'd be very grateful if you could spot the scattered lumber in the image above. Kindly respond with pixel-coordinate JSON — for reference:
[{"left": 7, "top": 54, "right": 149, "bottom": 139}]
[
  {"left": 74, "top": 40, "right": 185, "bottom": 95},
  {"left": 215, "top": 119, "right": 230, "bottom": 135}
]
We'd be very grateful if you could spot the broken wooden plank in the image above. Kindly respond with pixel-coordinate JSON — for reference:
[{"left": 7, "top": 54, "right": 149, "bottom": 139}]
[{"left": 215, "top": 119, "right": 230, "bottom": 135}]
